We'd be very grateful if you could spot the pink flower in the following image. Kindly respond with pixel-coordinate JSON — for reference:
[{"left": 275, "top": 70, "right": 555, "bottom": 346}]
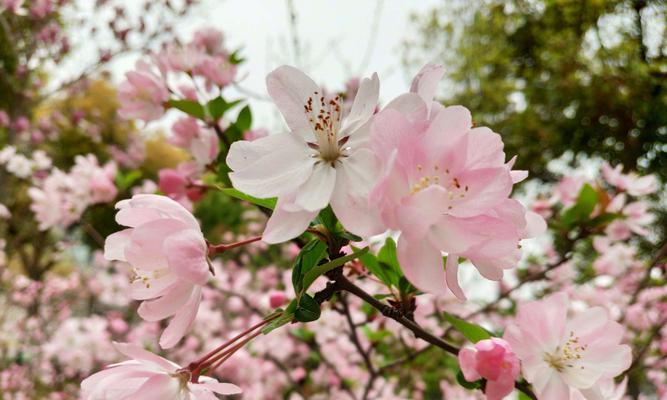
[
  {"left": 503, "top": 292, "right": 632, "bottom": 400},
  {"left": 192, "top": 28, "right": 226, "bottom": 55},
  {"left": 227, "top": 66, "right": 382, "bottom": 243},
  {"left": 104, "top": 194, "right": 211, "bottom": 348},
  {"left": 555, "top": 176, "right": 586, "bottom": 207},
  {"left": 194, "top": 55, "right": 237, "bottom": 89},
  {"left": 81, "top": 342, "right": 241, "bottom": 399},
  {"left": 458, "top": 338, "right": 520, "bottom": 400},
  {"left": 118, "top": 60, "right": 169, "bottom": 122},
  {"left": 369, "top": 65, "right": 544, "bottom": 299},
  {"left": 602, "top": 162, "right": 657, "bottom": 196},
  {"left": 169, "top": 118, "right": 219, "bottom": 166}
]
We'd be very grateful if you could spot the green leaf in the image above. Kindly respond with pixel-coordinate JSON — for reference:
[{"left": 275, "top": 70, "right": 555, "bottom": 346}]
[
  {"left": 235, "top": 105, "right": 252, "bottom": 132},
  {"left": 300, "top": 247, "right": 369, "bottom": 294},
  {"left": 229, "top": 49, "right": 245, "bottom": 65},
  {"left": 206, "top": 97, "right": 242, "bottom": 121},
  {"left": 261, "top": 312, "right": 294, "bottom": 334},
  {"left": 560, "top": 184, "right": 599, "bottom": 227},
  {"left": 167, "top": 99, "right": 206, "bottom": 119},
  {"left": 315, "top": 206, "right": 338, "bottom": 232},
  {"left": 589, "top": 212, "right": 622, "bottom": 228},
  {"left": 456, "top": 370, "right": 481, "bottom": 390},
  {"left": 218, "top": 187, "right": 276, "bottom": 210},
  {"left": 291, "top": 240, "right": 328, "bottom": 295},
  {"left": 114, "top": 170, "right": 142, "bottom": 192},
  {"left": 398, "top": 276, "right": 418, "bottom": 295},
  {"left": 356, "top": 247, "right": 395, "bottom": 287},
  {"left": 339, "top": 231, "right": 363, "bottom": 242},
  {"left": 294, "top": 293, "right": 321, "bottom": 322},
  {"left": 443, "top": 312, "right": 493, "bottom": 343}
]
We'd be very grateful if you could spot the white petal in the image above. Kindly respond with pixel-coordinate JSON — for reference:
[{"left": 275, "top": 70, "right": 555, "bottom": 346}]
[
  {"left": 343, "top": 72, "right": 379, "bottom": 134},
  {"left": 294, "top": 162, "right": 337, "bottom": 211},
  {"left": 262, "top": 198, "right": 318, "bottom": 244},
  {"left": 228, "top": 133, "right": 315, "bottom": 198},
  {"left": 266, "top": 65, "right": 320, "bottom": 134}
]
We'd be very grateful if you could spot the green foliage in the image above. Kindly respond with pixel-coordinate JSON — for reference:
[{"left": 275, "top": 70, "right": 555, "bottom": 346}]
[
  {"left": 405, "top": 0, "right": 667, "bottom": 180},
  {"left": 167, "top": 99, "right": 205, "bottom": 119},
  {"left": 291, "top": 240, "right": 328, "bottom": 296},
  {"left": 443, "top": 312, "right": 493, "bottom": 343},
  {"left": 300, "top": 247, "right": 369, "bottom": 293},
  {"left": 206, "top": 97, "right": 242, "bottom": 121},
  {"left": 560, "top": 183, "right": 599, "bottom": 227},
  {"left": 218, "top": 187, "right": 276, "bottom": 210}
]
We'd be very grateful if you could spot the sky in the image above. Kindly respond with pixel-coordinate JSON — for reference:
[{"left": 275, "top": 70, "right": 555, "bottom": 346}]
[{"left": 56, "top": 0, "right": 442, "bottom": 130}]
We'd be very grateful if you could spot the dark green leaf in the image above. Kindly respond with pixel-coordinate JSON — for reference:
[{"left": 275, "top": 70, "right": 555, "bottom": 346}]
[
  {"left": 294, "top": 293, "right": 321, "bottom": 322},
  {"left": 206, "top": 97, "right": 242, "bottom": 121},
  {"left": 167, "top": 99, "right": 206, "bottom": 119},
  {"left": 229, "top": 49, "right": 245, "bottom": 65},
  {"left": 291, "top": 240, "right": 328, "bottom": 295},
  {"left": 443, "top": 312, "right": 493, "bottom": 343},
  {"left": 339, "top": 231, "right": 363, "bottom": 242},
  {"left": 315, "top": 206, "right": 337, "bottom": 232},
  {"left": 218, "top": 187, "right": 276, "bottom": 210},
  {"left": 456, "top": 370, "right": 481, "bottom": 390}
]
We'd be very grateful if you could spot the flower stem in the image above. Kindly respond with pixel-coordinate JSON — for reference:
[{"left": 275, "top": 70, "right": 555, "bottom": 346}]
[{"left": 207, "top": 236, "right": 262, "bottom": 257}]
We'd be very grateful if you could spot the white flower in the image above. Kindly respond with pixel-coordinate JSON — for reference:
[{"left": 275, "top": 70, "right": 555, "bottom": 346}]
[{"left": 227, "top": 66, "right": 383, "bottom": 243}]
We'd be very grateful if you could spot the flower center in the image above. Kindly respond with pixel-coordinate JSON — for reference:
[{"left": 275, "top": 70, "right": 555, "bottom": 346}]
[
  {"left": 543, "top": 331, "right": 588, "bottom": 373},
  {"left": 132, "top": 267, "right": 170, "bottom": 288},
  {"left": 304, "top": 92, "right": 349, "bottom": 164},
  {"left": 409, "top": 164, "right": 469, "bottom": 210}
]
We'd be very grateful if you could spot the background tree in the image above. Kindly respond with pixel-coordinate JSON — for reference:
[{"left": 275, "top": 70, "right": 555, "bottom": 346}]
[{"left": 403, "top": 0, "right": 667, "bottom": 181}]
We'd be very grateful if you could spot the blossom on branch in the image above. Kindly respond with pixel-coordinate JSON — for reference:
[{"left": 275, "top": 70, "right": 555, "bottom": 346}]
[
  {"left": 104, "top": 194, "right": 210, "bottom": 349},
  {"left": 503, "top": 292, "right": 632, "bottom": 400},
  {"left": 369, "top": 64, "right": 545, "bottom": 299},
  {"left": 227, "top": 66, "right": 383, "bottom": 243},
  {"left": 81, "top": 342, "right": 241, "bottom": 399}
]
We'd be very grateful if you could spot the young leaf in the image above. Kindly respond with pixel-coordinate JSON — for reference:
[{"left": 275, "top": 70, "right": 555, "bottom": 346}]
[
  {"left": 167, "top": 99, "right": 206, "bottom": 119},
  {"left": 443, "top": 312, "right": 493, "bottom": 343},
  {"left": 291, "top": 240, "right": 328, "bottom": 295},
  {"left": 560, "top": 183, "right": 599, "bottom": 227},
  {"left": 300, "top": 247, "right": 369, "bottom": 294},
  {"left": 235, "top": 105, "right": 252, "bottom": 132},
  {"left": 218, "top": 187, "right": 276, "bottom": 210},
  {"left": 207, "top": 97, "right": 242, "bottom": 121},
  {"left": 294, "top": 293, "right": 321, "bottom": 322}
]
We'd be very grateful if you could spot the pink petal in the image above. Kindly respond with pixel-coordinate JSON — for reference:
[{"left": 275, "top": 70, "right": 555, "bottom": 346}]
[
  {"left": 199, "top": 381, "right": 243, "bottom": 395},
  {"left": 163, "top": 229, "right": 209, "bottom": 285},
  {"left": 384, "top": 92, "right": 428, "bottom": 123},
  {"left": 159, "top": 286, "right": 202, "bottom": 349},
  {"left": 137, "top": 282, "right": 194, "bottom": 322},
  {"left": 112, "top": 342, "right": 179, "bottom": 372},
  {"left": 397, "top": 235, "right": 448, "bottom": 295},
  {"left": 409, "top": 63, "right": 445, "bottom": 110},
  {"left": 104, "top": 229, "right": 132, "bottom": 261},
  {"left": 458, "top": 347, "right": 481, "bottom": 381},
  {"left": 129, "top": 373, "right": 180, "bottom": 399},
  {"left": 130, "top": 272, "right": 179, "bottom": 301},
  {"left": 445, "top": 255, "right": 466, "bottom": 300},
  {"left": 125, "top": 219, "right": 189, "bottom": 271}
]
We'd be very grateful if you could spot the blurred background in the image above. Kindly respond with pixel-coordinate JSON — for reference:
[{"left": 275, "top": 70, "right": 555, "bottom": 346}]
[{"left": 0, "top": 0, "right": 665, "bottom": 399}]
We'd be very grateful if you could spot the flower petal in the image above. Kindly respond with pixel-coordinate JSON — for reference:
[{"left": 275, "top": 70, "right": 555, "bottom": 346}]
[
  {"left": 343, "top": 72, "right": 379, "bottom": 134},
  {"left": 228, "top": 133, "right": 315, "bottom": 198},
  {"left": 112, "top": 342, "right": 179, "bottom": 372},
  {"left": 262, "top": 198, "right": 318, "bottom": 244},
  {"left": 445, "top": 255, "right": 466, "bottom": 300},
  {"left": 104, "top": 229, "right": 132, "bottom": 261},
  {"left": 137, "top": 282, "right": 194, "bottom": 322},
  {"left": 266, "top": 65, "right": 320, "bottom": 134},
  {"left": 159, "top": 286, "right": 202, "bottom": 349},
  {"left": 163, "top": 229, "right": 209, "bottom": 285},
  {"left": 397, "top": 235, "right": 448, "bottom": 295},
  {"left": 293, "top": 162, "right": 337, "bottom": 212}
]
